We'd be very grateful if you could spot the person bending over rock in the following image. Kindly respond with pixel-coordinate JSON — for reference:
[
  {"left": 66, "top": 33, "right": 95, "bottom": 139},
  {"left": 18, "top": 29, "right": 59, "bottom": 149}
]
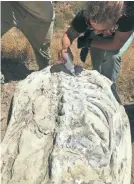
[{"left": 58, "top": 1, "right": 134, "bottom": 83}]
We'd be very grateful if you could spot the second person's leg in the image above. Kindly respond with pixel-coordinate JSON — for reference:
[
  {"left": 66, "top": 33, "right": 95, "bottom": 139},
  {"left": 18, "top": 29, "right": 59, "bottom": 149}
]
[{"left": 11, "top": 2, "right": 54, "bottom": 70}]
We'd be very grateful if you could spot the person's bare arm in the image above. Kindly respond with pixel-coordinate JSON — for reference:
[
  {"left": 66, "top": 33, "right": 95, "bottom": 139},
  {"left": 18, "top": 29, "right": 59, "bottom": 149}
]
[
  {"left": 90, "top": 30, "right": 133, "bottom": 50},
  {"left": 58, "top": 26, "right": 80, "bottom": 62},
  {"left": 62, "top": 26, "right": 80, "bottom": 49},
  {"left": 61, "top": 33, "right": 71, "bottom": 50}
]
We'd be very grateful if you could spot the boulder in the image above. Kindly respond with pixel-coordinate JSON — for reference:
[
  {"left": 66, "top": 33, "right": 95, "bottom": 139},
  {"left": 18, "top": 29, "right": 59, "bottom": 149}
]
[{"left": 1, "top": 65, "right": 131, "bottom": 184}]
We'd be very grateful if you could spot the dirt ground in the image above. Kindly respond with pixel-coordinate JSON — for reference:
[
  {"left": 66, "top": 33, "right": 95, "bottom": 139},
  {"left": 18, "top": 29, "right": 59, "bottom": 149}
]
[{"left": 1, "top": 2, "right": 134, "bottom": 183}]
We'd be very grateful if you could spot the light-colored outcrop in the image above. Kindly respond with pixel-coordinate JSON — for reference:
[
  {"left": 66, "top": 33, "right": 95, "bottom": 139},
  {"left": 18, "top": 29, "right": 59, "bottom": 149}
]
[{"left": 1, "top": 65, "right": 131, "bottom": 184}]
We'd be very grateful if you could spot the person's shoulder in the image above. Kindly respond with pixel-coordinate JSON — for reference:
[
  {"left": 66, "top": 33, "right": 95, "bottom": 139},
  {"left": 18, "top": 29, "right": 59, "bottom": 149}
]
[
  {"left": 71, "top": 9, "right": 88, "bottom": 33},
  {"left": 117, "top": 14, "right": 133, "bottom": 32},
  {"left": 124, "top": 1, "right": 134, "bottom": 17},
  {"left": 117, "top": 1, "right": 134, "bottom": 32}
]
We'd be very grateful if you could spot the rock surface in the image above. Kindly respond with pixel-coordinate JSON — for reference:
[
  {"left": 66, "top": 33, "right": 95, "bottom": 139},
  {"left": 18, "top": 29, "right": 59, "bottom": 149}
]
[{"left": 1, "top": 65, "right": 132, "bottom": 184}]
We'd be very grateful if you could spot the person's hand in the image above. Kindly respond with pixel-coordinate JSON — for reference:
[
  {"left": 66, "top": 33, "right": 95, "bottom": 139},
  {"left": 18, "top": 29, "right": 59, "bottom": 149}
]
[
  {"left": 57, "top": 48, "right": 68, "bottom": 64},
  {"left": 57, "top": 47, "right": 73, "bottom": 64},
  {"left": 56, "top": 32, "right": 73, "bottom": 64}
]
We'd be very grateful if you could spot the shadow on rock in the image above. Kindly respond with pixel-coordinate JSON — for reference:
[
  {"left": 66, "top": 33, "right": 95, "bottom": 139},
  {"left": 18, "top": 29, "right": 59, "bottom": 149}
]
[
  {"left": 111, "top": 83, "right": 122, "bottom": 105},
  {"left": 124, "top": 104, "right": 134, "bottom": 142},
  {"left": 50, "top": 63, "right": 83, "bottom": 75},
  {"left": 111, "top": 84, "right": 134, "bottom": 142},
  {"left": 1, "top": 59, "right": 35, "bottom": 82}
]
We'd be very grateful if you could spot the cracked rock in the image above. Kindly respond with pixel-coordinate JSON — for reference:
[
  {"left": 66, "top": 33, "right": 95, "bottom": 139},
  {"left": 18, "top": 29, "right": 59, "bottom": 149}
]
[{"left": 1, "top": 65, "right": 131, "bottom": 184}]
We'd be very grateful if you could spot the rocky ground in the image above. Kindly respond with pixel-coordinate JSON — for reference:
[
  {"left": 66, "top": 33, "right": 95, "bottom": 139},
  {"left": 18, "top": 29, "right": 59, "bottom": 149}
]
[{"left": 1, "top": 2, "right": 134, "bottom": 183}]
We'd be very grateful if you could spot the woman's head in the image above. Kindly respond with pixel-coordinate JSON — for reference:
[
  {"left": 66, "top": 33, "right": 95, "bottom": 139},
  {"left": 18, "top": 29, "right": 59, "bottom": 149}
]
[{"left": 84, "top": 1, "right": 124, "bottom": 33}]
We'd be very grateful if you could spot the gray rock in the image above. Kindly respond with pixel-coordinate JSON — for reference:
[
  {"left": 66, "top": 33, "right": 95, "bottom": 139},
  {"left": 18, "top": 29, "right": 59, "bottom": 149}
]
[{"left": 1, "top": 66, "right": 131, "bottom": 184}]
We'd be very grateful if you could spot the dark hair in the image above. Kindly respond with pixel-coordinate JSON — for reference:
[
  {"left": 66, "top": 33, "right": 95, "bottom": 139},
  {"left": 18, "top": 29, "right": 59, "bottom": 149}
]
[{"left": 83, "top": 1, "right": 124, "bottom": 25}]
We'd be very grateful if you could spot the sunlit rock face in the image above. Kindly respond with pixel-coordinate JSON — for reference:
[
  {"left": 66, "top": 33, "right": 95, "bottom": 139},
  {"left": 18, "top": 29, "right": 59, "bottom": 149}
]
[{"left": 1, "top": 65, "right": 131, "bottom": 184}]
